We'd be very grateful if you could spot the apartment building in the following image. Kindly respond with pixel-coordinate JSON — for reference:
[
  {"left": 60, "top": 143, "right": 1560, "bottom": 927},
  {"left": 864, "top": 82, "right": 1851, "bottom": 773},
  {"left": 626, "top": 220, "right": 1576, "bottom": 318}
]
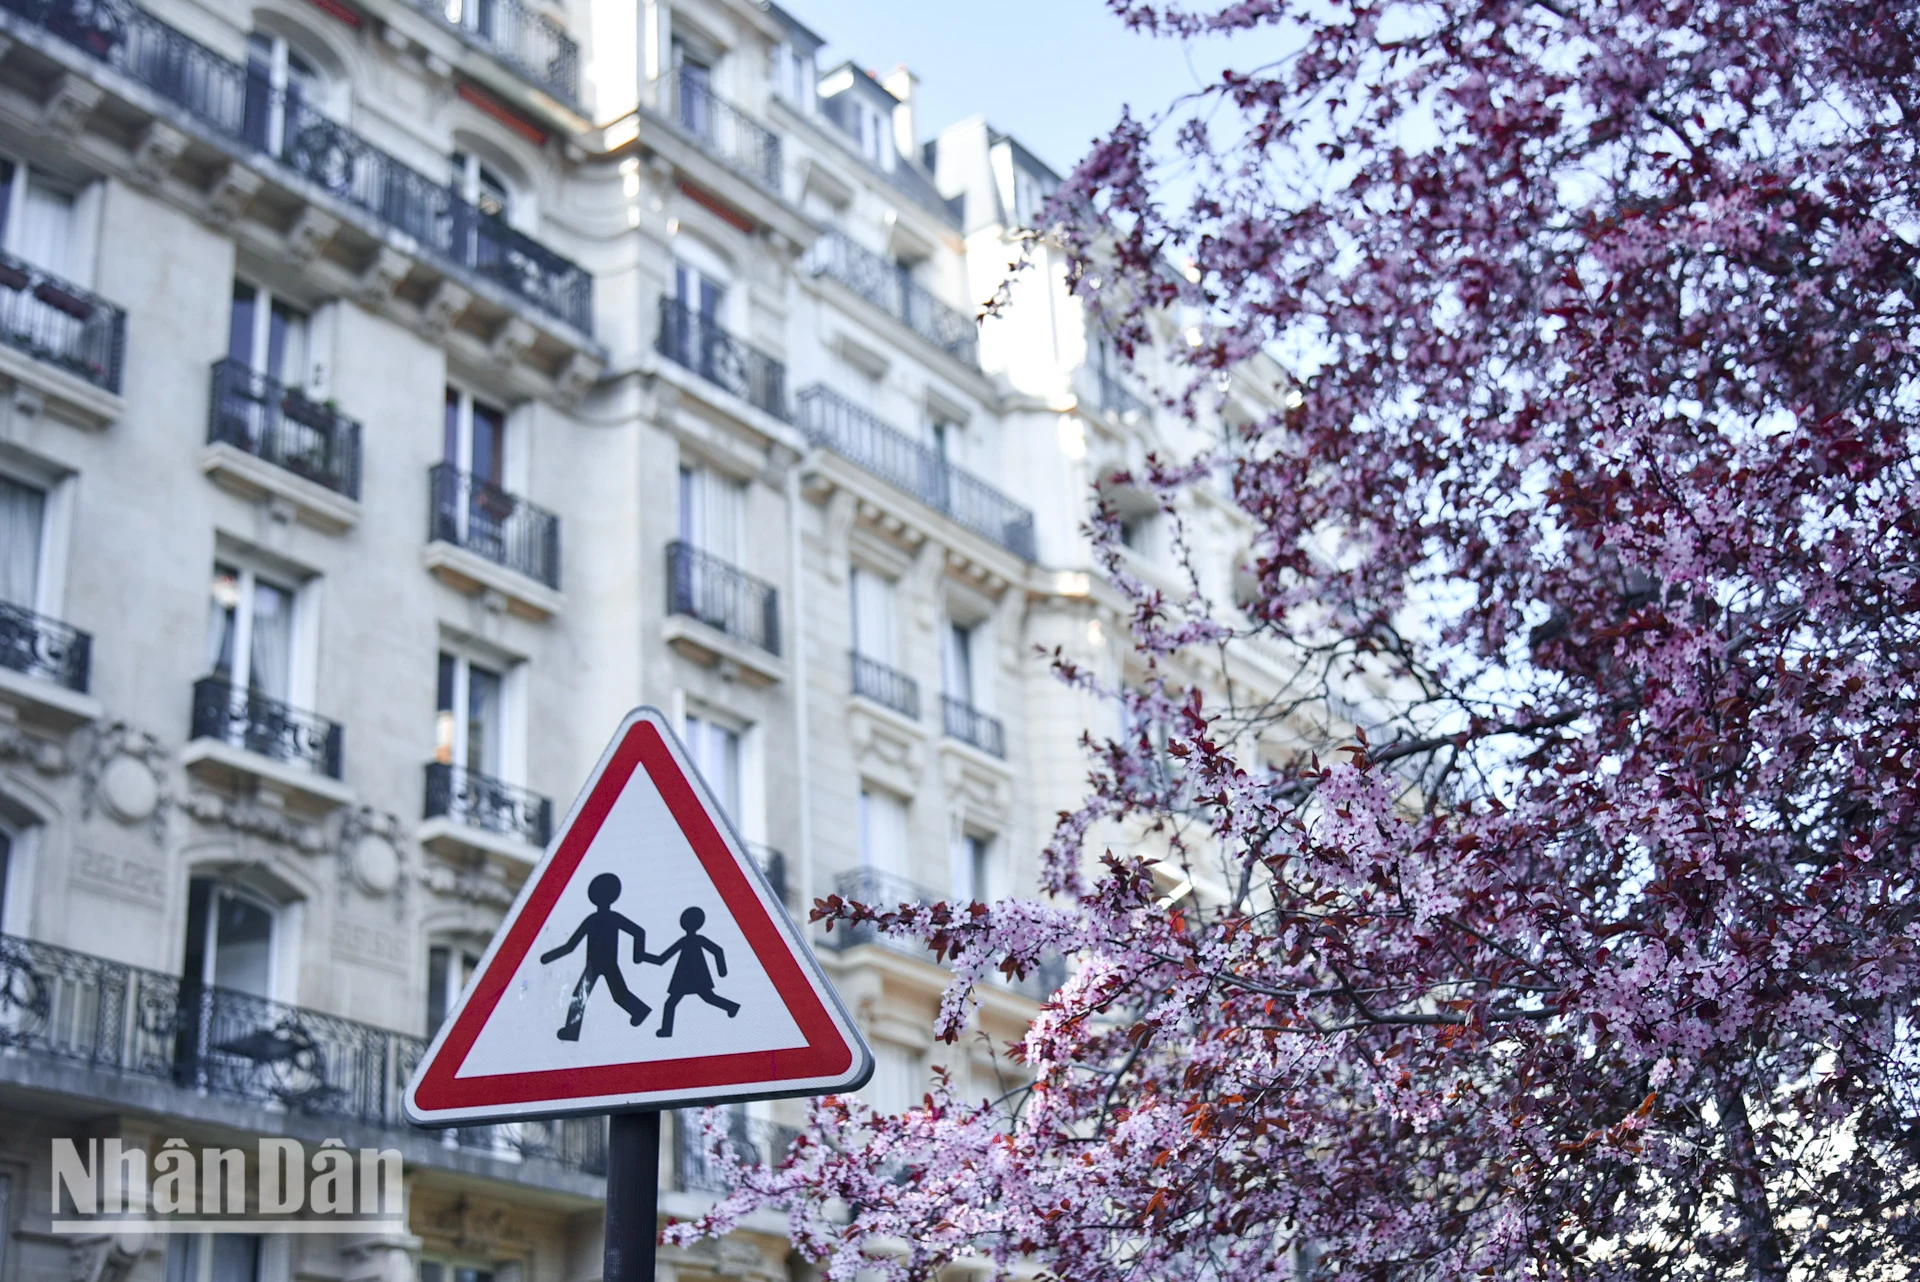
[{"left": 0, "top": 2, "right": 1293, "bottom": 1282}]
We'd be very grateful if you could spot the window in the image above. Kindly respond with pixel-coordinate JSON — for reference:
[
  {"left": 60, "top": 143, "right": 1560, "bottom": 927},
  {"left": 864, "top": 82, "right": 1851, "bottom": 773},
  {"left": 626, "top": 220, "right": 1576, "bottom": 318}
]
[
  {"left": 243, "top": 31, "right": 325, "bottom": 154},
  {"left": 858, "top": 787, "right": 908, "bottom": 877},
  {"left": 442, "top": 0, "right": 499, "bottom": 43},
  {"left": 673, "top": 260, "right": 725, "bottom": 322},
  {"left": 435, "top": 651, "right": 504, "bottom": 780},
  {"left": 676, "top": 464, "right": 744, "bottom": 563},
  {"left": 0, "top": 160, "right": 79, "bottom": 280},
  {"left": 228, "top": 279, "right": 309, "bottom": 388},
  {"left": 0, "top": 474, "right": 45, "bottom": 610},
  {"left": 0, "top": 830, "right": 11, "bottom": 932},
  {"left": 675, "top": 46, "right": 713, "bottom": 137},
  {"left": 183, "top": 877, "right": 276, "bottom": 998},
  {"left": 1012, "top": 166, "right": 1050, "bottom": 227},
  {"left": 451, "top": 151, "right": 511, "bottom": 221},
  {"left": 420, "top": 1260, "right": 494, "bottom": 1282},
  {"left": 770, "top": 43, "right": 814, "bottom": 110},
  {"left": 683, "top": 713, "right": 742, "bottom": 821},
  {"left": 427, "top": 942, "right": 481, "bottom": 1034},
  {"left": 850, "top": 568, "right": 896, "bottom": 666},
  {"left": 166, "top": 1234, "right": 261, "bottom": 1282},
  {"left": 205, "top": 562, "right": 296, "bottom": 701},
  {"left": 855, "top": 99, "right": 893, "bottom": 169},
  {"left": 444, "top": 386, "right": 509, "bottom": 486},
  {"left": 864, "top": 1042, "right": 918, "bottom": 1113},
  {"left": 943, "top": 620, "right": 977, "bottom": 707},
  {"left": 952, "top": 831, "right": 997, "bottom": 903}
]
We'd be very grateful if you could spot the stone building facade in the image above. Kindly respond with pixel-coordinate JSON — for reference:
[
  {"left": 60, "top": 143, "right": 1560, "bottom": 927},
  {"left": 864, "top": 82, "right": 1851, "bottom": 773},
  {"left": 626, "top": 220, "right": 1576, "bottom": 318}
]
[{"left": 0, "top": 1, "right": 1292, "bottom": 1281}]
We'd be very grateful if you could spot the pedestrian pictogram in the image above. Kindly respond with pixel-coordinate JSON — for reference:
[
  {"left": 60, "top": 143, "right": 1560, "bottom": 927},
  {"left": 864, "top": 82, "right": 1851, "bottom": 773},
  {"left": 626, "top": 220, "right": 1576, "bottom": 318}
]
[{"left": 404, "top": 707, "right": 872, "bottom": 1126}]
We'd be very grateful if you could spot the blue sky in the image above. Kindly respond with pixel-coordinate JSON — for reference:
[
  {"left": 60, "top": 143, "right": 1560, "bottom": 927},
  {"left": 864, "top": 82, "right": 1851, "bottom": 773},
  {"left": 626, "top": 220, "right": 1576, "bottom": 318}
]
[{"left": 781, "top": 0, "right": 1245, "bottom": 180}]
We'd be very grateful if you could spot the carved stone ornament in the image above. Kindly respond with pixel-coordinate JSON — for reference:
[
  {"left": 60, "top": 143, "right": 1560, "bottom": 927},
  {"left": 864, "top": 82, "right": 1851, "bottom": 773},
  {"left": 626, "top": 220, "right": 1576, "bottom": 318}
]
[
  {"left": 0, "top": 721, "right": 72, "bottom": 775},
  {"left": 421, "top": 857, "right": 516, "bottom": 908},
  {"left": 350, "top": 832, "right": 401, "bottom": 896},
  {"left": 335, "top": 806, "right": 409, "bottom": 910},
  {"left": 184, "top": 790, "right": 328, "bottom": 853}
]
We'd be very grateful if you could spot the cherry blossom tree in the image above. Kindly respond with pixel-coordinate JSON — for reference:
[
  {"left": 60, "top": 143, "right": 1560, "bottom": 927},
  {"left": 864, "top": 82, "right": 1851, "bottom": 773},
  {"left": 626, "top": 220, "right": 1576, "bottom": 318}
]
[{"left": 667, "top": 2, "right": 1920, "bottom": 1277}]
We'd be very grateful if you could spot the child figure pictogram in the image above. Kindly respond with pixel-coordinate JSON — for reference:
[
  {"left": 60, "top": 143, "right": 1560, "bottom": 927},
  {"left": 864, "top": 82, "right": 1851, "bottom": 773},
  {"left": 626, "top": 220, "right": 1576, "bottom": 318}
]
[
  {"left": 654, "top": 906, "right": 741, "bottom": 1037},
  {"left": 540, "top": 873, "right": 657, "bottom": 1040}
]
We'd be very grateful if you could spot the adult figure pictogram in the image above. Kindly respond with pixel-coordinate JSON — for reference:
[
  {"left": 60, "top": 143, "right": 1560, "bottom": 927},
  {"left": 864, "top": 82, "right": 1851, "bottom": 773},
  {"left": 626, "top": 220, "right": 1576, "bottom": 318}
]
[
  {"left": 654, "top": 906, "right": 741, "bottom": 1036},
  {"left": 541, "top": 872, "right": 656, "bottom": 1040}
]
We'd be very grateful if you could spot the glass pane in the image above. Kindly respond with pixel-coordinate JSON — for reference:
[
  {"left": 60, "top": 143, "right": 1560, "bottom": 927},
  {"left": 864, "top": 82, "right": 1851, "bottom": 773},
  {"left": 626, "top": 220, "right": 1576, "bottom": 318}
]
[
  {"left": 466, "top": 665, "right": 502, "bottom": 775},
  {"left": 0, "top": 158, "right": 15, "bottom": 247},
  {"left": 470, "top": 401, "right": 507, "bottom": 484},
  {"left": 209, "top": 1235, "right": 260, "bottom": 1282},
  {"left": 420, "top": 1264, "right": 444, "bottom": 1282},
  {"left": 443, "top": 388, "right": 461, "bottom": 465},
  {"left": 266, "top": 299, "right": 307, "bottom": 387},
  {"left": 427, "top": 946, "right": 450, "bottom": 1032},
  {"left": 246, "top": 579, "right": 294, "bottom": 699},
  {"left": 164, "top": 1235, "right": 201, "bottom": 1282},
  {"left": 434, "top": 652, "right": 456, "bottom": 763},
  {"left": 18, "top": 176, "right": 75, "bottom": 278},
  {"left": 227, "top": 282, "right": 258, "bottom": 367},
  {"left": 210, "top": 892, "right": 273, "bottom": 997},
  {"left": 0, "top": 830, "right": 11, "bottom": 930},
  {"left": 0, "top": 475, "right": 45, "bottom": 609},
  {"left": 205, "top": 565, "right": 240, "bottom": 679}
]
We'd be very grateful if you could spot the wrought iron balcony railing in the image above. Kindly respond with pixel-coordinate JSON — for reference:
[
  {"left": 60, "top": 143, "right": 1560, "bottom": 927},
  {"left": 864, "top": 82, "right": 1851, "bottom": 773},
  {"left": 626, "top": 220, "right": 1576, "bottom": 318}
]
[
  {"left": 0, "top": 601, "right": 91, "bottom": 693},
  {"left": 189, "top": 676, "right": 343, "bottom": 778},
  {"left": 0, "top": 931, "right": 605, "bottom": 1172},
  {"left": 672, "top": 1109, "right": 803, "bottom": 1192},
  {"left": 819, "top": 867, "right": 946, "bottom": 949},
  {"left": 672, "top": 69, "right": 781, "bottom": 189},
  {"left": 0, "top": 0, "right": 591, "bottom": 333},
  {"left": 850, "top": 650, "right": 919, "bottom": 720},
  {"left": 420, "top": 0, "right": 579, "bottom": 104},
  {"left": 655, "top": 296, "right": 787, "bottom": 420},
  {"left": 666, "top": 540, "right": 781, "bottom": 656},
  {"left": 1096, "top": 367, "right": 1152, "bottom": 422},
  {"left": 797, "top": 385, "right": 1037, "bottom": 560},
  {"left": 0, "top": 247, "right": 125, "bottom": 392},
  {"left": 941, "top": 694, "right": 1007, "bottom": 759},
  {"left": 208, "top": 359, "right": 363, "bottom": 499},
  {"left": 427, "top": 463, "right": 562, "bottom": 589},
  {"left": 804, "top": 232, "right": 978, "bottom": 368},
  {"left": 424, "top": 761, "right": 553, "bottom": 848},
  {"left": 746, "top": 843, "right": 790, "bottom": 907}
]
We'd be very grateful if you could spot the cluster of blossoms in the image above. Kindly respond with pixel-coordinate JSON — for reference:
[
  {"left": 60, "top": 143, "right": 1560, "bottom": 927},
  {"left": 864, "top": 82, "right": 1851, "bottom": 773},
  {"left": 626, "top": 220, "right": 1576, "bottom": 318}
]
[{"left": 668, "top": 2, "right": 1920, "bottom": 1278}]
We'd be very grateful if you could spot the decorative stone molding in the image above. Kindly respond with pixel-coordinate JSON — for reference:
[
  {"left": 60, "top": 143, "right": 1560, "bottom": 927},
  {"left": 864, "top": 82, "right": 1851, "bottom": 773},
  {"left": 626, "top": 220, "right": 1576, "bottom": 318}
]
[
  {"left": 940, "top": 743, "right": 1013, "bottom": 829},
  {"left": 131, "top": 122, "right": 188, "bottom": 188},
  {"left": 420, "top": 281, "right": 472, "bottom": 339},
  {"left": 0, "top": 720, "right": 72, "bottom": 775},
  {"left": 206, "top": 164, "right": 264, "bottom": 226},
  {"left": 421, "top": 857, "right": 517, "bottom": 908},
  {"left": 42, "top": 73, "right": 104, "bottom": 136},
  {"left": 822, "top": 489, "right": 856, "bottom": 585},
  {"left": 81, "top": 721, "right": 174, "bottom": 842},
  {"left": 286, "top": 208, "right": 343, "bottom": 266},
  {"left": 337, "top": 806, "right": 408, "bottom": 908},
  {"left": 554, "top": 350, "right": 603, "bottom": 406},
  {"left": 68, "top": 1233, "right": 160, "bottom": 1282},
  {"left": 183, "top": 789, "right": 329, "bottom": 853},
  {"left": 488, "top": 317, "right": 537, "bottom": 370},
  {"left": 355, "top": 248, "right": 412, "bottom": 306},
  {"left": 849, "top": 704, "right": 925, "bottom": 797}
]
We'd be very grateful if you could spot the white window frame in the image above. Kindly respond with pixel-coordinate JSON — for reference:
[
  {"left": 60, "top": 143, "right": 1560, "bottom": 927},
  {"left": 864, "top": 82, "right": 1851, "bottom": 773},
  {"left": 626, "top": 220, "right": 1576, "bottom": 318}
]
[
  {"left": 0, "top": 820, "right": 39, "bottom": 938},
  {"left": 206, "top": 556, "right": 314, "bottom": 708},
  {"left": 247, "top": 30, "right": 334, "bottom": 153},
  {"left": 849, "top": 567, "right": 898, "bottom": 667},
  {"left": 678, "top": 701, "right": 764, "bottom": 845},
  {"left": 0, "top": 153, "right": 100, "bottom": 287},
  {"left": 0, "top": 457, "right": 75, "bottom": 618},
  {"left": 164, "top": 1232, "right": 265, "bottom": 1282},
  {"left": 444, "top": 383, "right": 522, "bottom": 490},
  {"left": 229, "top": 276, "right": 313, "bottom": 391},
  {"left": 188, "top": 878, "right": 282, "bottom": 997},
  {"left": 436, "top": 644, "right": 526, "bottom": 787}
]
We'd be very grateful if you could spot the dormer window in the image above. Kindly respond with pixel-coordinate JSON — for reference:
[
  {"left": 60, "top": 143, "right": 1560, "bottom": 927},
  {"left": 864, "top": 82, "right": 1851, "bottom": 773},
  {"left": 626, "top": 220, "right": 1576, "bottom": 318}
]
[
  {"left": 770, "top": 43, "right": 815, "bottom": 111},
  {"left": 857, "top": 99, "right": 893, "bottom": 170}
]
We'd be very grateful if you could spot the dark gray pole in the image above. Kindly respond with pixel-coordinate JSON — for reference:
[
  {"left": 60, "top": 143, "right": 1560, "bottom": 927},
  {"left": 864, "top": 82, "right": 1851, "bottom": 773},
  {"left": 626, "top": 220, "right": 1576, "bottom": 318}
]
[{"left": 603, "top": 1111, "right": 660, "bottom": 1282}]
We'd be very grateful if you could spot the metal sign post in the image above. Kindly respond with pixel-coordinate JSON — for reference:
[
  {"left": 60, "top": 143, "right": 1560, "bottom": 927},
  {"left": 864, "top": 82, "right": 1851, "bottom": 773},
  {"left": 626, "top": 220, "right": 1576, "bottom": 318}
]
[{"left": 603, "top": 1111, "right": 661, "bottom": 1282}]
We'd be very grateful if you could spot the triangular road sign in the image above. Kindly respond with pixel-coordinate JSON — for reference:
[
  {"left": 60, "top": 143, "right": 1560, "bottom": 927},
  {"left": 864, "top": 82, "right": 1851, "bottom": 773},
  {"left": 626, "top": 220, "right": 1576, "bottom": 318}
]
[{"left": 405, "top": 707, "right": 872, "bottom": 1124}]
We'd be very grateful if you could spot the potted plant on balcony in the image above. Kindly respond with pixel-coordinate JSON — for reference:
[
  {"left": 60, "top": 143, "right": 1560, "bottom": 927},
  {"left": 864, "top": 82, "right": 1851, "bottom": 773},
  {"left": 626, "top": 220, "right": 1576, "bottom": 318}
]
[
  {"left": 32, "top": 279, "right": 94, "bottom": 321},
  {"left": 0, "top": 258, "right": 31, "bottom": 293}
]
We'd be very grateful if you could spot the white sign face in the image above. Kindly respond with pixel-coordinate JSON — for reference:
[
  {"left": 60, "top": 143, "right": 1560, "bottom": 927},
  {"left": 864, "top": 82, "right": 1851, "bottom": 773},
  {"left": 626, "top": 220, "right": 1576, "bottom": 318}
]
[{"left": 405, "top": 708, "right": 872, "bottom": 1125}]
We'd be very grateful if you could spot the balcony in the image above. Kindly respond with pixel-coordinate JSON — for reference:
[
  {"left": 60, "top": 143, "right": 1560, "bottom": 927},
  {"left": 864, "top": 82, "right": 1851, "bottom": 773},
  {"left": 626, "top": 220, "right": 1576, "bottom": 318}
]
[
  {"left": 671, "top": 69, "right": 781, "bottom": 189},
  {"left": 185, "top": 676, "right": 349, "bottom": 809},
  {"left": 850, "top": 651, "right": 919, "bottom": 720},
  {"left": 941, "top": 695, "right": 1006, "bottom": 759},
  {"left": 804, "top": 232, "right": 978, "bottom": 368},
  {"left": 664, "top": 541, "right": 782, "bottom": 683},
  {"left": 746, "top": 842, "right": 790, "bottom": 907},
  {"left": 797, "top": 385, "right": 1037, "bottom": 560},
  {"left": 655, "top": 296, "right": 787, "bottom": 421},
  {"left": 0, "top": 247, "right": 124, "bottom": 395},
  {"left": 0, "top": 600, "right": 96, "bottom": 725},
  {"left": 672, "top": 1109, "right": 801, "bottom": 1193},
  {"left": 425, "top": 464, "right": 562, "bottom": 617},
  {"left": 417, "top": 0, "right": 579, "bottom": 105},
  {"left": 819, "top": 867, "right": 944, "bottom": 949},
  {"left": 0, "top": 0, "right": 591, "bottom": 334},
  {"left": 1095, "top": 367, "right": 1152, "bottom": 423},
  {"left": 422, "top": 761, "right": 553, "bottom": 858},
  {"left": 0, "top": 931, "right": 606, "bottom": 1176},
  {"left": 204, "top": 359, "right": 362, "bottom": 527}
]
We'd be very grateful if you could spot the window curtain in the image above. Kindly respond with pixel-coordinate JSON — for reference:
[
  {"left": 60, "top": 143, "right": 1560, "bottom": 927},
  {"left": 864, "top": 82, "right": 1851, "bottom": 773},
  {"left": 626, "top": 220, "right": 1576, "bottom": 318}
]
[
  {"left": 246, "top": 579, "right": 293, "bottom": 699},
  {"left": 0, "top": 476, "right": 44, "bottom": 609},
  {"left": 17, "top": 176, "right": 74, "bottom": 278},
  {"left": 858, "top": 788, "right": 908, "bottom": 877},
  {"left": 850, "top": 568, "right": 896, "bottom": 665},
  {"left": 679, "top": 466, "right": 744, "bottom": 563}
]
